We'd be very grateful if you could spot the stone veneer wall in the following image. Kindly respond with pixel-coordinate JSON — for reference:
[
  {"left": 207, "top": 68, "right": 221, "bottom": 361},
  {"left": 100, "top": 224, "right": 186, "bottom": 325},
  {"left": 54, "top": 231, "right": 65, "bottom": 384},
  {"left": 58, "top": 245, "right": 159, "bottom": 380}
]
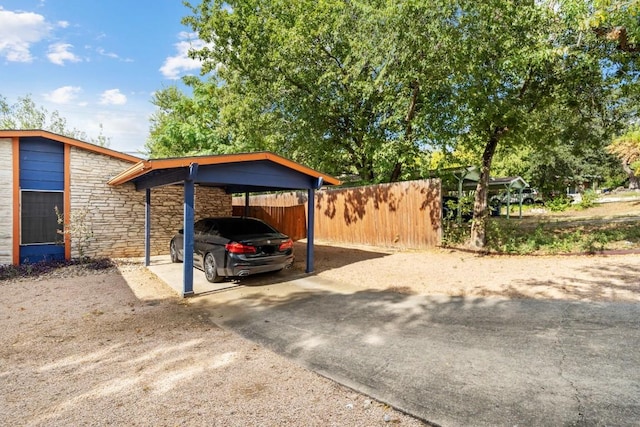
[
  {"left": 0, "top": 138, "right": 13, "bottom": 264},
  {"left": 69, "top": 147, "right": 146, "bottom": 258},
  {"left": 147, "top": 185, "right": 232, "bottom": 255},
  {"left": 69, "top": 147, "right": 232, "bottom": 259}
]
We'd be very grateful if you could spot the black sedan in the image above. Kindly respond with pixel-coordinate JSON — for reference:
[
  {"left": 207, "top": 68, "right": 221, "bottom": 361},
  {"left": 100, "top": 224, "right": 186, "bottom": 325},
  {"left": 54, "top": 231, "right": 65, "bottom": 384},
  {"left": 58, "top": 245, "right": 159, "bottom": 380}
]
[{"left": 170, "top": 217, "right": 295, "bottom": 283}]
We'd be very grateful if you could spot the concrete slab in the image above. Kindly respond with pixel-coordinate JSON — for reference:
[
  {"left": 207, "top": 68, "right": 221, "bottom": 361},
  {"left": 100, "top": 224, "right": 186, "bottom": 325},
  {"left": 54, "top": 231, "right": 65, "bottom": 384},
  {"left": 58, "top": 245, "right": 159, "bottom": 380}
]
[
  {"left": 146, "top": 255, "right": 242, "bottom": 296},
  {"left": 147, "top": 261, "right": 640, "bottom": 426}
]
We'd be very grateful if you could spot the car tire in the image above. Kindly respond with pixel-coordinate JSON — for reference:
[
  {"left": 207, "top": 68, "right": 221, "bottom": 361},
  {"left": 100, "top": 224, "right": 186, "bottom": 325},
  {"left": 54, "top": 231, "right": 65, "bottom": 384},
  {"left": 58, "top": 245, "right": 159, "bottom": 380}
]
[
  {"left": 523, "top": 198, "right": 534, "bottom": 205},
  {"left": 204, "top": 252, "right": 223, "bottom": 283},
  {"left": 170, "top": 240, "right": 181, "bottom": 263}
]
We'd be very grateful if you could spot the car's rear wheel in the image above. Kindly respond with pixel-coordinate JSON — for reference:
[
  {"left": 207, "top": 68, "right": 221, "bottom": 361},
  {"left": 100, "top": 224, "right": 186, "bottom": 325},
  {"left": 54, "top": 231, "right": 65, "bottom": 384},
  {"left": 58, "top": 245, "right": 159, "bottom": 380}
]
[
  {"left": 523, "top": 198, "right": 534, "bottom": 205},
  {"left": 204, "top": 252, "right": 223, "bottom": 283},
  {"left": 170, "top": 240, "right": 181, "bottom": 263}
]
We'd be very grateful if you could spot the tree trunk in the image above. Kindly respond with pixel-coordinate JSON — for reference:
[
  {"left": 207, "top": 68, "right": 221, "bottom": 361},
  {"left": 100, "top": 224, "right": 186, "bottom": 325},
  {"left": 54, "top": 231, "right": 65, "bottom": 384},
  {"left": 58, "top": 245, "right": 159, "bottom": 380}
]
[
  {"left": 389, "top": 162, "right": 402, "bottom": 182},
  {"left": 622, "top": 162, "right": 640, "bottom": 189},
  {"left": 389, "top": 81, "right": 420, "bottom": 183},
  {"left": 469, "top": 127, "right": 507, "bottom": 249}
]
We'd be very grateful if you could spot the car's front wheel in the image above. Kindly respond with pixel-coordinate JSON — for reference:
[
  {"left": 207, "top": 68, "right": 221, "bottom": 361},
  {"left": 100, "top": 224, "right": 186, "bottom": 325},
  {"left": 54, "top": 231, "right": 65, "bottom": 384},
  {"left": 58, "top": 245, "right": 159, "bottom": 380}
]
[
  {"left": 204, "top": 252, "right": 223, "bottom": 283},
  {"left": 170, "top": 240, "right": 181, "bottom": 263}
]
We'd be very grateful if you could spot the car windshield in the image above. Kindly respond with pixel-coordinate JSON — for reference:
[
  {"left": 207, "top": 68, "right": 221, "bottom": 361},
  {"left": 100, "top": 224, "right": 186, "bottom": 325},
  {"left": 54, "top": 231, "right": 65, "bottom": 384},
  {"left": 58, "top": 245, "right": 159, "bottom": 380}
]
[{"left": 215, "top": 218, "right": 277, "bottom": 235}]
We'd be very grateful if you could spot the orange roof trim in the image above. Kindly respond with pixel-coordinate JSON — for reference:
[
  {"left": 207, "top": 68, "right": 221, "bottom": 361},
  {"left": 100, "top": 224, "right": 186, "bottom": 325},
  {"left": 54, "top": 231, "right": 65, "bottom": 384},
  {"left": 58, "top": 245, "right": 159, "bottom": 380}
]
[
  {"left": 107, "top": 152, "right": 342, "bottom": 187},
  {"left": 0, "top": 129, "right": 142, "bottom": 163}
]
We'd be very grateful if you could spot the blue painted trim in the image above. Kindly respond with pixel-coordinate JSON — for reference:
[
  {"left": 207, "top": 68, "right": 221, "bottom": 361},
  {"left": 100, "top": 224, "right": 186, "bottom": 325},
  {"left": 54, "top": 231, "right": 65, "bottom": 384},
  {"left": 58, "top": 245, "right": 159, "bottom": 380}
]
[
  {"left": 20, "top": 244, "right": 65, "bottom": 264},
  {"left": 191, "top": 161, "right": 317, "bottom": 189},
  {"left": 306, "top": 188, "right": 315, "bottom": 273},
  {"left": 145, "top": 189, "right": 151, "bottom": 267},
  {"left": 134, "top": 168, "right": 189, "bottom": 191},
  {"left": 20, "top": 138, "right": 64, "bottom": 191},
  {"left": 182, "top": 164, "right": 198, "bottom": 296}
]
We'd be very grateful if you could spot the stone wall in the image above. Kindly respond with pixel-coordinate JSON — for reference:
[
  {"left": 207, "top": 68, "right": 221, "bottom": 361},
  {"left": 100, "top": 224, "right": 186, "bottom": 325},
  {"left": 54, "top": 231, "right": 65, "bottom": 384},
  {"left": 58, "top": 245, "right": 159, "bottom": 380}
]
[
  {"left": 69, "top": 147, "right": 232, "bottom": 259},
  {"left": 69, "top": 147, "right": 146, "bottom": 258},
  {"left": 0, "top": 138, "right": 13, "bottom": 264},
  {"left": 148, "top": 185, "right": 232, "bottom": 255}
]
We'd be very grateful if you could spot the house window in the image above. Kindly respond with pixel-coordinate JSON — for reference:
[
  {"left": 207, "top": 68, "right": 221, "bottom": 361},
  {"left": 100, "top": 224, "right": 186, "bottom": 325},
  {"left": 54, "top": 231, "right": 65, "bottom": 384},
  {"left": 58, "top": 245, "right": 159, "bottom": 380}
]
[{"left": 21, "top": 190, "right": 64, "bottom": 245}]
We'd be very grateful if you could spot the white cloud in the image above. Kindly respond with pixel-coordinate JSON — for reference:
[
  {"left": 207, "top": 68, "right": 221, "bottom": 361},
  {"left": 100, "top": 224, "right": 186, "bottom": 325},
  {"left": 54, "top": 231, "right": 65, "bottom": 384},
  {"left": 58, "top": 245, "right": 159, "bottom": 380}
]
[
  {"left": 99, "top": 89, "right": 127, "bottom": 105},
  {"left": 35, "top": 97, "right": 151, "bottom": 154},
  {"left": 96, "top": 47, "right": 133, "bottom": 62},
  {"left": 47, "top": 42, "right": 81, "bottom": 65},
  {"left": 44, "top": 86, "right": 82, "bottom": 104},
  {"left": 159, "top": 31, "right": 207, "bottom": 79},
  {"left": 0, "top": 9, "right": 50, "bottom": 62},
  {"left": 57, "top": 20, "right": 69, "bottom": 29},
  {"left": 88, "top": 108, "right": 151, "bottom": 154},
  {"left": 97, "top": 47, "right": 119, "bottom": 59}
]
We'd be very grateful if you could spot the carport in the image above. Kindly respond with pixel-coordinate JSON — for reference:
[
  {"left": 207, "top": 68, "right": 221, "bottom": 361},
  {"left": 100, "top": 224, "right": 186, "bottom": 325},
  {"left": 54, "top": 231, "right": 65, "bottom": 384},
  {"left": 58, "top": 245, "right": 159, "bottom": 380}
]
[
  {"left": 438, "top": 166, "right": 530, "bottom": 219},
  {"left": 108, "top": 152, "right": 340, "bottom": 296}
]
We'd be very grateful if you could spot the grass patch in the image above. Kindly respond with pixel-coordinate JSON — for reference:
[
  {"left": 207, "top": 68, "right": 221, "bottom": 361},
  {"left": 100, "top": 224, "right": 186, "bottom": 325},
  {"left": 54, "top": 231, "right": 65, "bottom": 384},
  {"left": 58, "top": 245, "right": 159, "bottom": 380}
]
[
  {"left": 485, "top": 219, "right": 640, "bottom": 254},
  {"left": 442, "top": 199, "right": 640, "bottom": 255}
]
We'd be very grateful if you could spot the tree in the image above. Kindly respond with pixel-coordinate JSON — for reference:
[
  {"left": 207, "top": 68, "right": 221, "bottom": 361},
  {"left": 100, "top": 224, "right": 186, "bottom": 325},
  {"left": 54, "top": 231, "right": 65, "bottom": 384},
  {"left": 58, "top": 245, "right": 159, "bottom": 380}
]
[
  {"left": 0, "top": 94, "right": 111, "bottom": 146},
  {"left": 146, "top": 76, "right": 229, "bottom": 157},
  {"left": 182, "top": 0, "right": 456, "bottom": 182},
  {"left": 608, "top": 127, "right": 640, "bottom": 189},
  {"left": 171, "top": 0, "right": 621, "bottom": 249},
  {"left": 431, "top": 0, "right": 613, "bottom": 248},
  {"left": 589, "top": 0, "right": 640, "bottom": 53}
]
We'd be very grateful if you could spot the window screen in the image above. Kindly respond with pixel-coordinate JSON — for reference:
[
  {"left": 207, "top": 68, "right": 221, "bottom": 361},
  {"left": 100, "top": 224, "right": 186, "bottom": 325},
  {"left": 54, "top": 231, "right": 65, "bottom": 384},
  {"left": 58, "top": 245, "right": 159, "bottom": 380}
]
[{"left": 21, "top": 191, "right": 64, "bottom": 244}]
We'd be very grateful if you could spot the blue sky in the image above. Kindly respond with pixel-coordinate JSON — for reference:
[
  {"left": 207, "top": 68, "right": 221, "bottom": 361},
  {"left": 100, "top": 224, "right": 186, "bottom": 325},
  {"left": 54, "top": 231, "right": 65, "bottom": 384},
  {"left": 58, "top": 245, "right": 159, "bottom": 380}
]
[{"left": 0, "top": 0, "right": 207, "bottom": 155}]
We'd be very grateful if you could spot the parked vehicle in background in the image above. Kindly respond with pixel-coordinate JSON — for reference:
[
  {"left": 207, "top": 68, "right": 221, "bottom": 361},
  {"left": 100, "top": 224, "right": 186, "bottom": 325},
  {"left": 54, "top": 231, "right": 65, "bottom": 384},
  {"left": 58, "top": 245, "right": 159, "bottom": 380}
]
[
  {"left": 170, "top": 217, "right": 294, "bottom": 283},
  {"left": 491, "top": 187, "right": 543, "bottom": 205}
]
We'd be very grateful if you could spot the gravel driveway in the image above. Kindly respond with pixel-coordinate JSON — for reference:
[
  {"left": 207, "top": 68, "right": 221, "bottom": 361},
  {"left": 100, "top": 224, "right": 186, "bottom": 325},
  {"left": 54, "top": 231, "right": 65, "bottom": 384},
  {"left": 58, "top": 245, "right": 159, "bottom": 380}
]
[
  {"left": 0, "top": 262, "right": 424, "bottom": 426},
  {"left": 2, "top": 243, "right": 639, "bottom": 426}
]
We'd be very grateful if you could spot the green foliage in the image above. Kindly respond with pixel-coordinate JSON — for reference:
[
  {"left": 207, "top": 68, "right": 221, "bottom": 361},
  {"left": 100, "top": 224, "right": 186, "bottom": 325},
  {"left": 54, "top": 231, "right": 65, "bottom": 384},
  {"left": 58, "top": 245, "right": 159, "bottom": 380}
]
[
  {"left": 144, "top": 0, "right": 634, "bottom": 248},
  {"left": 443, "top": 195, "right": 474, "bottom": 222},
  {"left": 146, "top": 77, "right": 230, "bottom": 157},
  {"left": 0, "top": 94, "right": 111, "bottom": 146},
  {"left": 577, "top": 190, "right": 598, "bottom": 210},
  {"left": 546, "top": 196, "right": 574, "bottom": 212},
  {"left": 441, "top": 221, "right": 471, "bottom": 247},
  {"left": 55, "top": 206, "right": 94, "bottom": 261},
  {"left": 485, "top": 218, "right": 640, "bottom": 255},
  {"left": 180, "top": 0, "right": 464, "bottom": 181},
  {"left": 608, "top": 127, "right": 640, "bottom": 184}
]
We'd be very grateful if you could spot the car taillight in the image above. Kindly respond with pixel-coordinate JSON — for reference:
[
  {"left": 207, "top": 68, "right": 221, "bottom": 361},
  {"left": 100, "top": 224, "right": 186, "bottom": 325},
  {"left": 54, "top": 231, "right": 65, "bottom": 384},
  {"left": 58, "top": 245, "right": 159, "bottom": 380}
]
[
  {"left": 225, "top": 242, "right": 257, "bottom": 254},
  {"left": 279, "top": 239, "right": 293, "bottom": 251}
]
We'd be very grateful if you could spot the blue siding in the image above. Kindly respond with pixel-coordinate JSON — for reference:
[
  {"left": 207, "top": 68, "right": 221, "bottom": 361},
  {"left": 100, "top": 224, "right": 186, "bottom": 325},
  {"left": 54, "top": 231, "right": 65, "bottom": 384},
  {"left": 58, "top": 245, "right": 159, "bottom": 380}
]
[
  {"left": 19, "top": 137, "right": 66, "bottom": 264},
  {"left": 20, "top": 137, "right": 64, "bottom": 191},
  {"left": 20, "top": 244, "right": 65, "bottom": 264}
]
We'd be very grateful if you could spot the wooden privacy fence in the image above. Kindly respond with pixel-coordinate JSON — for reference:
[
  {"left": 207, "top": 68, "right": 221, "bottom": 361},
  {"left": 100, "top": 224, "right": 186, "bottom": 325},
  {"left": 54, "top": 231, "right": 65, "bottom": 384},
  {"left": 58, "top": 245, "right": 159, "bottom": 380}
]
[
  {"left": 232, "top": 179, "right": 442, "bottom": 249},
  {"left": 231, "top": 204, "right": 308, "bottom": 241}
]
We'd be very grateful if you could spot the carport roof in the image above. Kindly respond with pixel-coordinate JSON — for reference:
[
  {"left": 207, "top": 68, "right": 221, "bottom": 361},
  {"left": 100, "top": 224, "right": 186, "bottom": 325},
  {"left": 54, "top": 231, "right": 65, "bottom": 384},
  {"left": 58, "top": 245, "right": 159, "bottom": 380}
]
[{"left": 108, "top": 151, "right": 341, "bottom": 192}]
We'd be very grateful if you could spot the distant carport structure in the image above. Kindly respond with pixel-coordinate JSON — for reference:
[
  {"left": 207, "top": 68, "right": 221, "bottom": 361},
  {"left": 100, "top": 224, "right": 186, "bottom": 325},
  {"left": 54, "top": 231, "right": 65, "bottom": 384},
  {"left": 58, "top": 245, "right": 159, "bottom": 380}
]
[
  {"left": 108, "top": 152, "right": 341, "bottom": 297},
  {"left": 437, "top": 166, "right": 530, "bottom": 220},
  {"left": 485, "top": 176, "right": 529, "bottom": 219}
]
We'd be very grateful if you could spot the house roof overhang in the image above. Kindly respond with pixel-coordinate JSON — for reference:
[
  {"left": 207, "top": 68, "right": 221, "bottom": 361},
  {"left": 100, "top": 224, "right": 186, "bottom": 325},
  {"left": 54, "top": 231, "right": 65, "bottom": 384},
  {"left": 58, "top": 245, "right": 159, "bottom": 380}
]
[
  {"left": 108, "top": 152, "right": 342, "bottom": 193},
  {"left": 0, "top": 129, "right": 142, "bottom": 163}
]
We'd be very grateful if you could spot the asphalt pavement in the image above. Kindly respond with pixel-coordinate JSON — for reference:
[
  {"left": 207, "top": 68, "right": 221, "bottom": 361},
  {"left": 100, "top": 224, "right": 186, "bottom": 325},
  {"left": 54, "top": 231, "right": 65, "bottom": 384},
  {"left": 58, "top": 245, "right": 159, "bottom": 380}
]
[{"left": 186, "top": 274, "right": 640, "bottom": 426}]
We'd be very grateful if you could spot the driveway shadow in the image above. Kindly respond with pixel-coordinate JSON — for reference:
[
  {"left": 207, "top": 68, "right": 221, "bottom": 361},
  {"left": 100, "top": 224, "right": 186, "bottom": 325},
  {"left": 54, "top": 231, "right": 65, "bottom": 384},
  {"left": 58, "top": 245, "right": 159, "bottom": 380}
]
[{"left": 191, "top": 283, "right": 640, "bottom": 426}]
